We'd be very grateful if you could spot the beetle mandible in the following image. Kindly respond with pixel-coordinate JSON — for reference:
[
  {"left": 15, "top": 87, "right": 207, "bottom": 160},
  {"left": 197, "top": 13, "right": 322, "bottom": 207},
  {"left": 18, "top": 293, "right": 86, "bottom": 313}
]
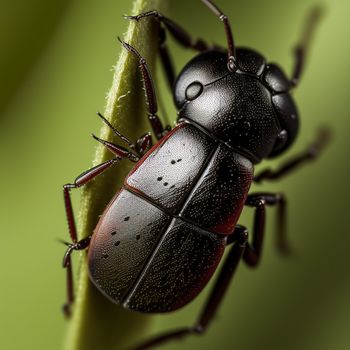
[{"left": 62, "top": 1, "right": 329, "bottom": 348}]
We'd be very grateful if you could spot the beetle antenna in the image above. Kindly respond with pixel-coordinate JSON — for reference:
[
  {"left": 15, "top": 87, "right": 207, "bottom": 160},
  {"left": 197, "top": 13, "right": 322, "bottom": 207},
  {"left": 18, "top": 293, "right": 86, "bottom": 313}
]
[{"left": 201, "top": 0, "right": 236, "bottom": 72}]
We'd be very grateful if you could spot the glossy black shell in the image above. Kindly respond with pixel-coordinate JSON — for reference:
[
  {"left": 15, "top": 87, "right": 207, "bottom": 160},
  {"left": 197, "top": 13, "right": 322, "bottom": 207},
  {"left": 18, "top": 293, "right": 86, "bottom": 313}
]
[
  {"left": 175, "top": 49, "right": 299, "bottom": 161},
  {"left": 88, "top": 123, "right": 253, "bottom": 312},
  {"left": 88, "top": 47, "right": 298, "bottom": 313}
]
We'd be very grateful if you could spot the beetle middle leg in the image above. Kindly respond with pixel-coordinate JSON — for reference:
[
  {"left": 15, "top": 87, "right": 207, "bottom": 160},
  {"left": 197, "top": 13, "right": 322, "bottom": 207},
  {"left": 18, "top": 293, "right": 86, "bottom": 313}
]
[
  {"left": 130, "top": 226, "right": 248, "bottom": 350},
  {"left": 243, "top": 192, "right": 289, "bottom": 262},
  {"left": 62, "top": 134, "right": 141, "bottom": 317},
  {"left": 96, "top": 112, "right": 152, "bottom": 157},
  {"left": 254, "top": 127, "right": 330, "bottom": 183}
]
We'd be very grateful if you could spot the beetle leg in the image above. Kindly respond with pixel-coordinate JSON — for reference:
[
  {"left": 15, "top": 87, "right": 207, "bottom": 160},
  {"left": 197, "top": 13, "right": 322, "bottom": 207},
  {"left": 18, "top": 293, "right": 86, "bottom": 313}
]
[
  {"left": 63, "top": 159, "right": 120, "bottom": 244},
  {"left": 62, "top": 154, "right": 133, "bottom": 317},
  {"left": 254, "top": 127, "right": 330, "bottom": 183},
  {"left": 290, "top": 6, "right": 324, "bottom": 87},
  {"left": 134, "top": 132, "right": 152, "bottom": 156},
  {"left": 92, "top": 134, "right": 139, "bottom": 161},
  {"left": 244, "top": 192, "right": 289, "bottom": 263},
  {"left": 125, "top": 10, "right": 226, "bottom": 88},
  {"left": 62, "top": 236, "right": 91, "bottom": 317},
  {"left": 119, "top": 39, "right": 171, "bottom": 140},
  {"left": 158, "top": 26, "right": 176, "bottom": 89},
  {"left": 96, "top": 112, "right": 135, "bottom": 149},
  {"left": 130, "top": 226, "right": 248, "bottom": 350},
  {"left": 124, "top": 10, "right": 209, "bottom": 52},
  {"left": 96, "top": 112, "right": 153, "bottom": 157},
  {"left": 130, "top": 13, "right": 177, "bottom": 90}
]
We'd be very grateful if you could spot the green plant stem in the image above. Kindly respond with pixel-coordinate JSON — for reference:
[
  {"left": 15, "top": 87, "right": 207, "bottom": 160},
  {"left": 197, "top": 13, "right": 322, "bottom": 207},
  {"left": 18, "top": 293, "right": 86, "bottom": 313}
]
[{"left": 63, "top": 1, "right": 168, "bottom": 349}]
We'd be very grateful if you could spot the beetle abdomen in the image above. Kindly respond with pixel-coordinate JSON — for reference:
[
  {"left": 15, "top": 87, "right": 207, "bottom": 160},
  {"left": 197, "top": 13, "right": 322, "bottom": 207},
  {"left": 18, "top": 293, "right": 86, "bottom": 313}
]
[
  {"left": 88, "top": 189, "right": 226, "bottom": 312},
  {"left": 88, "top": 122, "right": 253, "bottom": 312},
  {"left": 88, "top": 190, "right": 171, "bottom": 303},
  {"left": 124, "top": 218, "right": 226, "bottom": 312}
]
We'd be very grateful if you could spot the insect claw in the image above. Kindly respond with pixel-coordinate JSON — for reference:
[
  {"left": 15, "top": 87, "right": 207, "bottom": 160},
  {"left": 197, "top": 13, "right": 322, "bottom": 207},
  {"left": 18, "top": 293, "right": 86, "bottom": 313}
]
[
  {"left": 56, "top": 238, "right": 71, "bottom": 246},
  {"left": 117, "top": 36, "right": 125, "bottom": 46},
  {"left": 117, "top": 37, "right": 138, "bottom": 55},
  {"left": 123, "top": 14, "right": 137, "bottom": 21},
  {"left": 62, "top": 303, "right": 72, "bottom": 319},
  {"left": 91, "top": 133, "right": 102, "bottom": 143}
]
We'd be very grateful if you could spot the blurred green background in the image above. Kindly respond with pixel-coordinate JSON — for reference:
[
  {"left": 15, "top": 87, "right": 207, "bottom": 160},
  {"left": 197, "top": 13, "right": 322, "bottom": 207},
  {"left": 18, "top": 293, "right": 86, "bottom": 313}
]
[{"left": 0, "top": 0, "right": 349, "bottom": 349}]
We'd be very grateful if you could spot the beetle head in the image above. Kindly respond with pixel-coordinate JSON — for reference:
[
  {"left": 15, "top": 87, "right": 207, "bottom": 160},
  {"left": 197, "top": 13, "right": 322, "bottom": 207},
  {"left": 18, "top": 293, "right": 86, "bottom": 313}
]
[{"left": 174, "top": 49, "right": 299, "bottom": 163}]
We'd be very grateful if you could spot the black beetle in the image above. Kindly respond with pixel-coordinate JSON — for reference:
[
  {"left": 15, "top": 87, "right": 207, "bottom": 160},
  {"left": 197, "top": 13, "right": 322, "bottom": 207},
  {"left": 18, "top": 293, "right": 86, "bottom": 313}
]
[{"left": 62, "top": 1, "right": 329, "bottom": 348}]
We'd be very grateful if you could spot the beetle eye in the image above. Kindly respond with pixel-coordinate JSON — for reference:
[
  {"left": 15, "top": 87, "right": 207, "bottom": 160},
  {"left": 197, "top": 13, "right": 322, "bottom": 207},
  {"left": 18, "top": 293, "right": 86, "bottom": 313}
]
[{"left": 185, "top": 81, "right": 203, "bottom": 101}]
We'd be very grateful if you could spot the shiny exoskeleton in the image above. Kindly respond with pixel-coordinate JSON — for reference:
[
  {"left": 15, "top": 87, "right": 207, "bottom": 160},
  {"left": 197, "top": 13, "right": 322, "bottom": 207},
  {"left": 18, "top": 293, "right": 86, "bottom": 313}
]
[{"left": 62, "top": 1, "right": 328, "bottom": 349}]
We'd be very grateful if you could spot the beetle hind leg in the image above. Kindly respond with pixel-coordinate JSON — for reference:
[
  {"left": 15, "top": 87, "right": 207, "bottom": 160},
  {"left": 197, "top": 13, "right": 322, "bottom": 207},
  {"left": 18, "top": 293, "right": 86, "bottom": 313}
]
[
  {"left": 62, "top": 159, "right": 120, "bottom": 317},
  {"left": 61, "top": 236, "right": 91, "bottom": 317},
  {"left": 290, "top": 6, "right": 324, "bottom": 87}
]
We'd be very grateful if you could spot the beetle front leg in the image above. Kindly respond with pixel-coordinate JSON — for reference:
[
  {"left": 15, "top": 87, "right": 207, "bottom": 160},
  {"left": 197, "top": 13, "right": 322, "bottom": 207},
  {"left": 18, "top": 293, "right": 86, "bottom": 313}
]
[
  {"left": 126, "top": 11, "right": 179, "bottom": 90},
  {"left": 119, "top": 39, "right": 171, "bottom": 140},
  {"left": 254, "top": 128, "right": 330, "bottom": 183},
  {"left": 125, "top": 10, "right": 210, "bottom": 52},
  {"left": 126, "top": 0, "right": 237, "bottom": 71},
  {"left": 130, "top": 226, "right": 248, "bottom": 350},
  {"left": 243, "top": 192, "right": 289, "bottom": 265}
]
